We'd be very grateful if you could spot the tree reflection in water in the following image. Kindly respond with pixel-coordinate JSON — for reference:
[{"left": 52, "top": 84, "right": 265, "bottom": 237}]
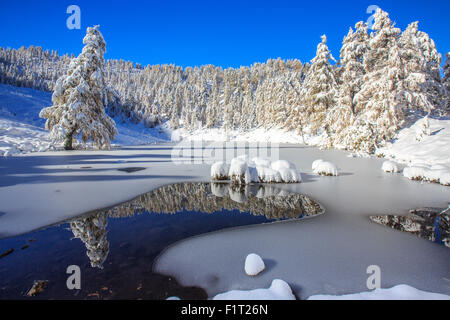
[
  {"left": 70, "top": 182, "right": 325, "bottom": 268},
  {"left": 370, "top": 207, "right": 449, "bottom": 248}
]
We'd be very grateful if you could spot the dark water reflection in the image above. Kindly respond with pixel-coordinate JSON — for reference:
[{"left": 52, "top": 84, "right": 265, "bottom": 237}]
[
  {"left": 0, "top": 182, "right": 323, "bottom": 300},
  {"left": 370, "top": 207, "right": 449, "bottom": 248}
]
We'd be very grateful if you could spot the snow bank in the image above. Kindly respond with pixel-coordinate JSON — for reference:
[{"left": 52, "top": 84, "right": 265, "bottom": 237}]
[
  {"left": 312, "top": 160, "right": 339, "bottom": 176},
  {"left": 374, "top": 117, "right": 450, "bottom": 187},
  {"left": 403, "top": 166, "right": 449, "bottom": 186},
  {"left": 244, "top": 253, "right": 265, "bottom": 276},
  {"left": 213, "top": 279, "right": 295, "bottom": 300},
  {"left": 377, "top": 117, "right": 450, "bottom": 169},
  {"left": 307, "top": 284, "right": 450, "bottom": 300},
  {"left": 382, "top": 161, "right": 399, "bottom": 173},
  {"left": 211, "top": 162, "right": 229, "bottom": 181}
]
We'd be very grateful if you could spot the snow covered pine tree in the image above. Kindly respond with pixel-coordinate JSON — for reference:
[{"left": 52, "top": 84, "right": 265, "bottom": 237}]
[{"left": 39, "top": 25, "right": 117, "bottom": 150}]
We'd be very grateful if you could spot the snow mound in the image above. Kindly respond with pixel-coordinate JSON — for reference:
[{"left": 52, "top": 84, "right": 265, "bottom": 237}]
[
  {"left": 271, "top": 160, "right": 296, "bottom": 171},
  {"left": 252, "top": 157, "right": 272, "bottom": 168},
  {"left": 312, "top": 159, "right": 324, "bottom": 171},
  {"left": 403, "top": 166, "right": 448, "bottom": 185},
  {"left": 213, "top": 279, "right": 296, "bottom": 300},
  {"left": 210, "top": 156, "right": 301, "bottom": 184},
  {"left": 278, "top": 167, "right": 302, "bottom": 183},
  {"left": 307, "top": 284, "right": 450, "bottom": 300},
  {"left": 312, "top": 160, "right": 339, "bottom": 176},
  {"left": 382, "top": 161, "right": 399, "bottom": 173},
  {"left": 256, "top": 166, "right": 282, "bottom": 183},
  {"left": 211, "top": 162, "right": 229, "bottom": 181},
  {"left": 229, "top": 159, "right": 251, "bottom": 185},
  {"left": 244, "top": 253, "right": 265, "bottom": 276}
]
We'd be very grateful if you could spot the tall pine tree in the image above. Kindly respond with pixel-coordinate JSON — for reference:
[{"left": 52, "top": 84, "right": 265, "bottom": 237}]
[{"left": 39, "top": 25, "right": 117, "bottom": 150}]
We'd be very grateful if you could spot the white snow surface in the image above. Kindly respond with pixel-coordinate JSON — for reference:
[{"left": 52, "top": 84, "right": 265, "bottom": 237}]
[
  {"left": 308, "top": 284, "right": 450, "bottom": 300},
  {"left": 245, "top": 253, "right": 266, "bottom": 276},
  {"left": 213, "top": 279, "right": 295, "bottom": 300},
  {"left": 377, "top": 117, "right": 450, "bottom": 185}
]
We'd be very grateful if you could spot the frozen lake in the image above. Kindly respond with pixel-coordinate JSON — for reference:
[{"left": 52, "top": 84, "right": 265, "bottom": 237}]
[{"left": 0, "top": 143, "right": 449, "bottom": 299}]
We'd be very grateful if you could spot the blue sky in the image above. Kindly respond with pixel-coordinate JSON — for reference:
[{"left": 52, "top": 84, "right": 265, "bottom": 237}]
[{"left": 0, "top": 0, "right": 449, "bottom": 68}]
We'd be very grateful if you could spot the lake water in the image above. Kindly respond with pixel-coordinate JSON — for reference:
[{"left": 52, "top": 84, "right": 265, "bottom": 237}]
[{"left": 0, "top": 182, "right": 323, "bottom": 299}]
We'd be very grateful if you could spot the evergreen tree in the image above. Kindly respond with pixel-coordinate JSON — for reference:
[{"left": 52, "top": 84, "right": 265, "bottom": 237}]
[
  {"left": 352, "top": 9, "right": 402, "bottom": 152},
  {"left": 331, "top": 21, "right": 369, "bottom": 147},
  {"left": 40, "top": 26, "right": 117, "bottom": 150},
  {"left": 301, "top": 35, "right": 337, "bottom": 135}
]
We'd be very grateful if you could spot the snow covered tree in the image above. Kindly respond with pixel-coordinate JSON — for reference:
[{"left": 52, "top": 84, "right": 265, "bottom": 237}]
[
  {"left": 352, "top": 9, "right": 402, "bottom": 152},
  {"left": 331, "top": 21, "right": 369, "bottom": 147},
  {"left": 301, "top": 35, "right": 337, "bottom": 135},
  {"left": 398, "top": 22, "right": 445, "bottom": 117},
  {"left": 415, "top": 114, "right": 431, "bottom": 141},
  {"left": 39, "top": 25, "right": 117, "bottom": 150}
]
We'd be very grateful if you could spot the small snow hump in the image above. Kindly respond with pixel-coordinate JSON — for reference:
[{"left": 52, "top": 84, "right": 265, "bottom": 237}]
[
  {"left": 382, "top": 161, "right": 399, "bottom": 173},
  {"left": 312, "top": 159, "right": 339, "bottom": 176},
  {"left": 245, "top": 253, "right": 265, "bottom": 276},
  {"left": 211, "top": 162, "right": 230, "bottom": 181}
]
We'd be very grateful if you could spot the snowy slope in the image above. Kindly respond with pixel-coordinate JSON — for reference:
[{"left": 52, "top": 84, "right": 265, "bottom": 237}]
[
  {"left": 0, "top": 84, "right": 170, "bottom": 155},
  {"left": 377, "top": 117, "right": 450, "bottom": 168},
  {"left": 376, "top": 117, "right": 450, "bottom": 185},
  {"left": 0, "top": 85, "right": 53, "bottom": 156}
]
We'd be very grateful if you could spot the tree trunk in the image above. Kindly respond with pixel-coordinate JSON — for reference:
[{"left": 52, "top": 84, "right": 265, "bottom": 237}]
[{"left": 64, "top": 129, "right": 75, "bottom": 150}]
